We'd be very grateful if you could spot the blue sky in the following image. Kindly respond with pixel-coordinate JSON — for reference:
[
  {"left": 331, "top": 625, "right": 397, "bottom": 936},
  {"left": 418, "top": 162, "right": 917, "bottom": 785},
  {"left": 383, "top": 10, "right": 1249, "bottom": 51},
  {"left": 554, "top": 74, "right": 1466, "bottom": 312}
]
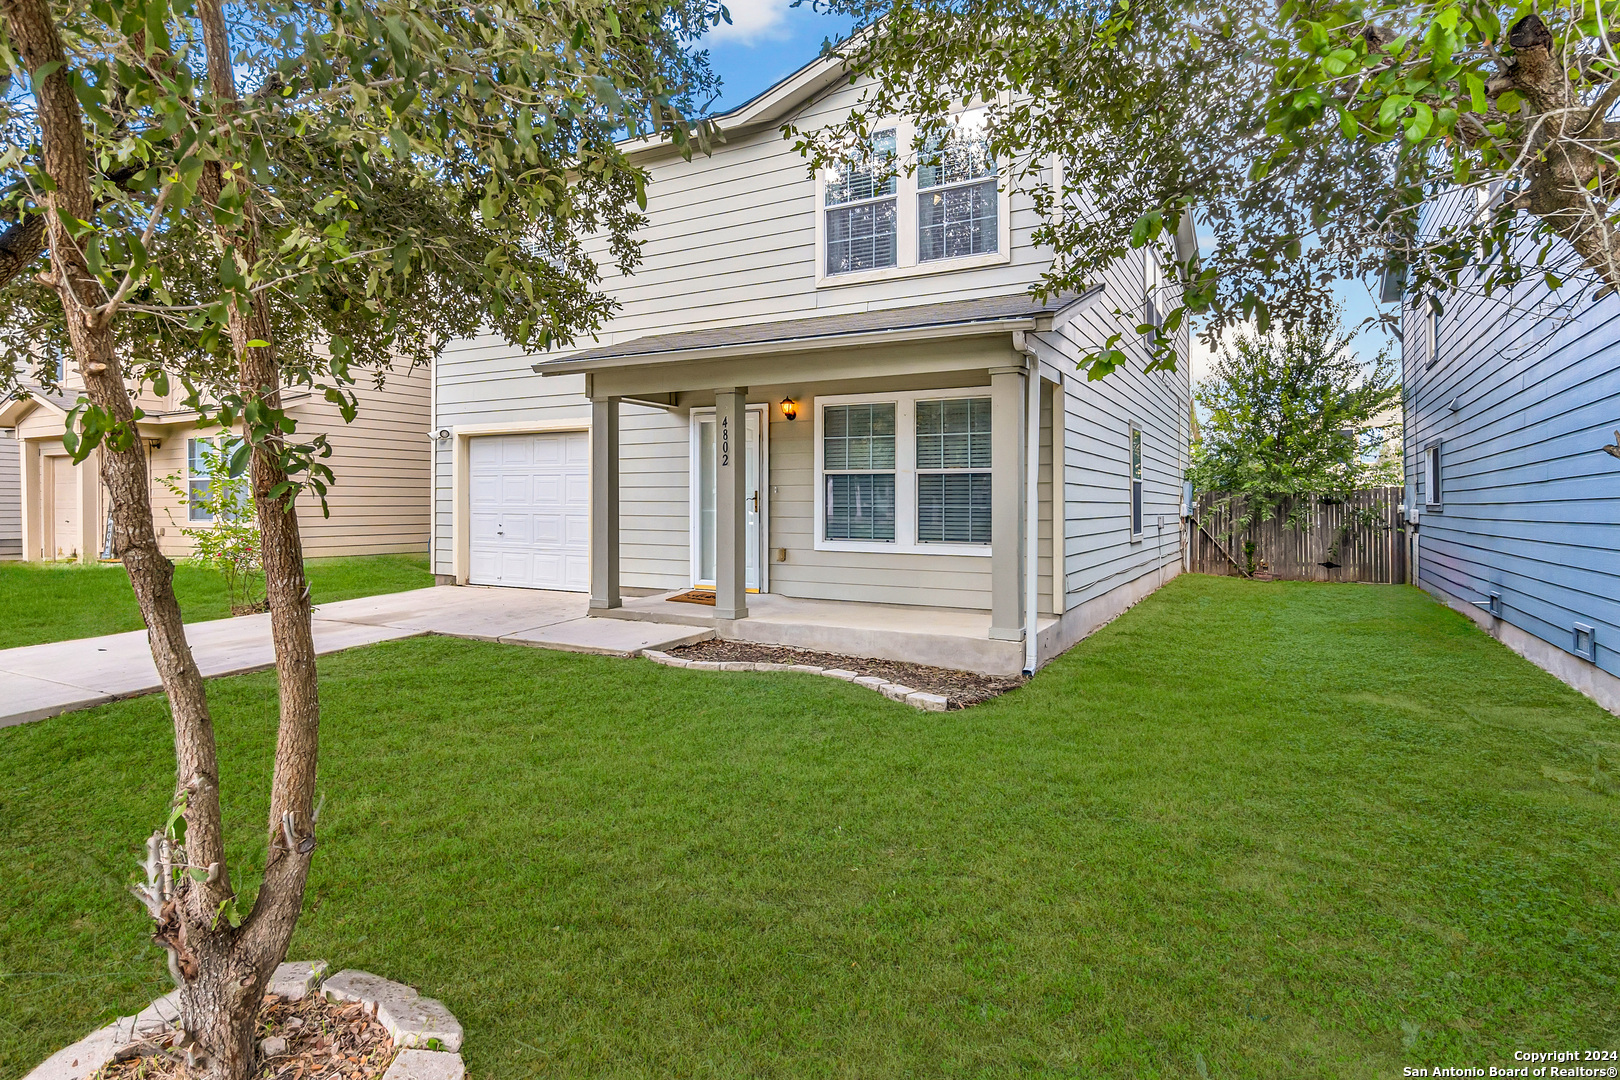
[{"left": 695, "top": 5, "right": 1396, "bottom": 379}]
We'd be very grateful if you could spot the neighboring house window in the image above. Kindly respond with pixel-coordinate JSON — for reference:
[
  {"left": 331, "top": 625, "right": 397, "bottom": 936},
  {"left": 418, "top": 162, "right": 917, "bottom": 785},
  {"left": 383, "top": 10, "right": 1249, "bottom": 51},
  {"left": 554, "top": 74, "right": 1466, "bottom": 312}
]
[
  {"left": 915, "top": 397, "right": 992, "bottom": 543},
  {"left": 824, "top": 129, "right": 898, "bottom": 276},
  {"left": 187, "top": 436, "right": 246, "bottom": 523},
  {"left": 1130, "top": 426, "right": 1144, "bottom": 537},
  {"left": 1424, "top": 441, "right": 1442, "bottom": 507},
  {"left": 188, "top": 437, "right": 216, "bottom": 522},
  {"left": 817, "top": 110, "right": 1008, "bottom": 285},
  {"left": 816, "top": 389, "right": 995, "bottom": 555},
  {"left": 823, "top": 402, "right": 897, "bottom": 540},
  {"left": 917, "top": 124, "right": 997, "bottom": 262}
]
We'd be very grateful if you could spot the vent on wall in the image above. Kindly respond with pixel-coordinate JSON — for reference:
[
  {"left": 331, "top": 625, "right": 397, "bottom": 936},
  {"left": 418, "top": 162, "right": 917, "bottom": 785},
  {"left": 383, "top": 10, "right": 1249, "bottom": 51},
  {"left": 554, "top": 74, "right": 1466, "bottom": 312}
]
[
  {"left": 1573, "top": 622, "right": 1597, "bottom": 663},
  {"left": 1488, "top": 590, "right": 1503, "bottom": 617}
]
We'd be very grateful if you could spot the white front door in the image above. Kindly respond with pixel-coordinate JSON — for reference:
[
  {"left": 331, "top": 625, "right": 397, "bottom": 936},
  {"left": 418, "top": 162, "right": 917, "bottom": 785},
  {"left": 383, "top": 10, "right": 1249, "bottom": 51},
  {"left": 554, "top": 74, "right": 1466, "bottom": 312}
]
[
  {"left": 468, "top": 432, "right": 590, "bottom": 590},
  {"left": 692, "top": 407, "right": 764, "bottom": 591}
]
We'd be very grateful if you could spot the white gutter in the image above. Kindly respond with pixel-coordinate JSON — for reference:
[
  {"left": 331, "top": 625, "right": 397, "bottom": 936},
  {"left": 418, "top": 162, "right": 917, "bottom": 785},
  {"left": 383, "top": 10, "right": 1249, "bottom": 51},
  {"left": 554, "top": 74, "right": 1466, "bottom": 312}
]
[{"left": 1011, "top": 337, "right": 1041, "bottom": 675}]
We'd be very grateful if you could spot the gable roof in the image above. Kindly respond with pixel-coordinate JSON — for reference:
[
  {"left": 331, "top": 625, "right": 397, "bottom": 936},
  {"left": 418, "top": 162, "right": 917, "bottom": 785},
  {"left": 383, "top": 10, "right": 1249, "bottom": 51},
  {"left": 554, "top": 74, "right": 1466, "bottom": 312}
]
[
  {"left": 535, "top": 289, "right": 1103, "bottom": 374},
  {"left": 0, "top": 386, "right": 73, "bottom": 427},
  {"left": 621, "top": 51, "right": 851, "bottom": 161}
]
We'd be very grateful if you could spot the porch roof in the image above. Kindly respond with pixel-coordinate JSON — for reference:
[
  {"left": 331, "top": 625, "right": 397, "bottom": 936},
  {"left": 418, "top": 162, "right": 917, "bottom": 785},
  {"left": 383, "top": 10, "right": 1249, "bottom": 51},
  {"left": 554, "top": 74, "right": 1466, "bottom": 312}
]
[{"left": 533, "top": 289, "right": 1101, "bottom": 376}]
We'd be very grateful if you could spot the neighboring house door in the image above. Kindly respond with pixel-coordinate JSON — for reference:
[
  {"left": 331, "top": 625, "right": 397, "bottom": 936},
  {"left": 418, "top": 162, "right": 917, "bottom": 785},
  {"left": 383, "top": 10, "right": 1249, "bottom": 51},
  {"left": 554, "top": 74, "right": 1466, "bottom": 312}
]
[
  {"left": 691, "top": 406, "right": 765, "bottom": 592},
  {"left": 47, "top": 454, "right": 77, "bottom": 560},
  {"left": 467, "top": 432, "right": 589, "bottom": 590}
]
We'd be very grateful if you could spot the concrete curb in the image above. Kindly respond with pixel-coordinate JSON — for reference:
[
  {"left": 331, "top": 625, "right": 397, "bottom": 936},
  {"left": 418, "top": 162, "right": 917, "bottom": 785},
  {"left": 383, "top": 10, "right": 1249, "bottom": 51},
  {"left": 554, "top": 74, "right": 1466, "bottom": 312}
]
[
  {"left": 24, "top": 962, "right": 466, "bottom": 1080},
  {"left": 639, "top": 650, "right": 951, "bottom": 711}
]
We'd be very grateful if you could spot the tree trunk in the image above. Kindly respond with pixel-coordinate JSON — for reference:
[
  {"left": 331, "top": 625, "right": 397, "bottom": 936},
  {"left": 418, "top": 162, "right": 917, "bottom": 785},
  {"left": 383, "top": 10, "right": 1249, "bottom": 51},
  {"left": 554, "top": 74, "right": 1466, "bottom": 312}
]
[
  {"left": 5, "top": 1, "right": 321, "bottom": 1075},
  {"left": 0, "top": 0, "right": 244, "bottom": 1066}
]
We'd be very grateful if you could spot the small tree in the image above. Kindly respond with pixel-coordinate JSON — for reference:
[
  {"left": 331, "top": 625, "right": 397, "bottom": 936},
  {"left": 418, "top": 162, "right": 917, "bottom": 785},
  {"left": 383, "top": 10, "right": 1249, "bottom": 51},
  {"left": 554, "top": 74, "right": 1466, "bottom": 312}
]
[
  {"left": 0, "top": 0, "right": 722, "bottom": 1075},
  {"left": 160, "top": 438, "right": 264, "bottom": 614},
  {"left": 1189, "top": 305, "right": 1401, "bottom": 546}
]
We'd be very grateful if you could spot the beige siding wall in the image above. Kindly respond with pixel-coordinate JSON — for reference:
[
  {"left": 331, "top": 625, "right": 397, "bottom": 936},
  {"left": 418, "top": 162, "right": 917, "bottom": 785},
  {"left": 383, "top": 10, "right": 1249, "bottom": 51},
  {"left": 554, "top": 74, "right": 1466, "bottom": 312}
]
[
  {"left": 12, "top": 368, "right": 430, "bottom": 561},
  {"left": 764, "top": 378, "right": 996, "bottom": 610},
  {"left": 1037, "top": 247, "right": 1191, "bottom": 611}
]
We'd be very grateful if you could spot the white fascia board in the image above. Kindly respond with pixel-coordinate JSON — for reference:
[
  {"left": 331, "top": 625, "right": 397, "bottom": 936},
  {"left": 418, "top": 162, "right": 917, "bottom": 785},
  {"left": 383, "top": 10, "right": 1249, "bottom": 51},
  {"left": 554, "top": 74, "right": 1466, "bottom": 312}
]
[{"left": 533, "top": 317, "right": 1043, "bottom": 376}]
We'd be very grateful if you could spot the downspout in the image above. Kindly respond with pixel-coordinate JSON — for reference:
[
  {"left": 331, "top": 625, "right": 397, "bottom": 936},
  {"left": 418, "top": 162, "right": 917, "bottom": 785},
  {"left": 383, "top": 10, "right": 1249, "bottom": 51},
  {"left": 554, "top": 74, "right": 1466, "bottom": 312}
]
[{"left": 1014, "top": 331, "right": 1040, "bottom": 675}]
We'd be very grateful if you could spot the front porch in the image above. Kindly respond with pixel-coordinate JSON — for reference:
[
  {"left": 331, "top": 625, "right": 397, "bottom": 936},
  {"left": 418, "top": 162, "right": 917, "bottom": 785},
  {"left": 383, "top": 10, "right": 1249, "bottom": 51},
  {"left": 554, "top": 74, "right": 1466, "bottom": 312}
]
[
  {"left": 602, "top": 590, "right": 1061, "bottom": 676},
  {"left": 539, "top": 294, "right": 1090, "bottom": 676}
]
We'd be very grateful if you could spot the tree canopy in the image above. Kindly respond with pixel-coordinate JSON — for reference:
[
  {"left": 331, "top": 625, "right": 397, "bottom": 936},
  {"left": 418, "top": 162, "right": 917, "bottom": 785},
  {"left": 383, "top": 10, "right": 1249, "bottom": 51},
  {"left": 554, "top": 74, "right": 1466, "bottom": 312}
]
[{"left": 800, "top": 0, "right": 1620, "bottom": 374}]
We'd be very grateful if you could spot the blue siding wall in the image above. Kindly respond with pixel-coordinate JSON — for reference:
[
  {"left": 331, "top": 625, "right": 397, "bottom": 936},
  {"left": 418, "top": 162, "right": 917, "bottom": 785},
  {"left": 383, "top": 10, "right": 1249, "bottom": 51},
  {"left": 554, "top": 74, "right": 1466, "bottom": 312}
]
[{"left": 1404, "top": 271, "right": 1620, "bottom": 685}]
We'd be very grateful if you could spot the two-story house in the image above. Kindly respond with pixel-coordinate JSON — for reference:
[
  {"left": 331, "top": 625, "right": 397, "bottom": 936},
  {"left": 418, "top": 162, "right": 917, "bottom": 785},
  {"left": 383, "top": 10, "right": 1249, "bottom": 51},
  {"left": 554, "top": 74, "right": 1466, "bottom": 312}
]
[
  {"left": 1401, "top": 190, "right": 1620, "bottom": 713},
  {"left": 430, "top": 56, "right": 1194, "bottom": 676},
  {"left": 0, "top": 365, "right": 432, "bottom": 563}
]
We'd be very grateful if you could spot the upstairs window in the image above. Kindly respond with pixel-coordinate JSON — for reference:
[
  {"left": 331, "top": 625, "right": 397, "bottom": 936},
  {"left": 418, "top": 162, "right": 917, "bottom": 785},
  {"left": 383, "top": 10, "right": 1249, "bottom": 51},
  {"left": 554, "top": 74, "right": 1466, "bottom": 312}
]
[
  {"left": 824, "top": 130, "right": 898, "bottom": 276},
  {"left": 816, "top": 111, "right": 1008, "bottom": 285},
  {"left": 918, "top": 122, "right": 998, "bottom": 262}
]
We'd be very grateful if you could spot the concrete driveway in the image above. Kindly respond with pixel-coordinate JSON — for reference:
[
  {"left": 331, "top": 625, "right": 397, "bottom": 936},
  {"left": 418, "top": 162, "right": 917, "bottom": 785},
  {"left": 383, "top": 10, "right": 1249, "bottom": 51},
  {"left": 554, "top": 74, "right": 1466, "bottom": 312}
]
[{"left": 0, "top": 585, "right": 709, "bottom": 728}]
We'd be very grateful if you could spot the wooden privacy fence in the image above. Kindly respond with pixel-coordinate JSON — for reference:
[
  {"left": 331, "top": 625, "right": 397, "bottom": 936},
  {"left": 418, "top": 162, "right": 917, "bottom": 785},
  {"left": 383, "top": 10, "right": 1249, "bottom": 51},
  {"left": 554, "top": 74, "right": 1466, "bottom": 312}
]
[{"left": 1190, "top": 487, "right": 1406, "bottom": 584}]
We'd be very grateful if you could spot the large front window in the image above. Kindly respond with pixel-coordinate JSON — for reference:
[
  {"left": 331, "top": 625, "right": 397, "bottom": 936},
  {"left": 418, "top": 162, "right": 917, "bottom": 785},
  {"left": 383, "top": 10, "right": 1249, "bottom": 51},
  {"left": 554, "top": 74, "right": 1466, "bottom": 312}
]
[
  {"left": 817, "top": 391, "right": 992, "bottom": 554},
  {"left": 915, "top": 398, "right": 992, "bottom": 543},
  {"left": 824, "top": 130, "right": 898, "bottom": 276},
  {"left": 822, "top": 403, "right": 896, "bottom": 540}
]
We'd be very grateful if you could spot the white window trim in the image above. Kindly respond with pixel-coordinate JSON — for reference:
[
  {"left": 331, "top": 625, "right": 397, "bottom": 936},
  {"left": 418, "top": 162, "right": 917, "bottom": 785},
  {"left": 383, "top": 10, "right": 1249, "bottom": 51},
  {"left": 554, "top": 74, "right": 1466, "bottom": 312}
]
[
  {"left": 813, "top": 113, "right": 1013, "bottom": 289},
  {"left": 1424, "top": 440, "right": 1443, "bottom": 508},
  {"left": 814, "top": 387, "right": 993, "bottom": 557}
]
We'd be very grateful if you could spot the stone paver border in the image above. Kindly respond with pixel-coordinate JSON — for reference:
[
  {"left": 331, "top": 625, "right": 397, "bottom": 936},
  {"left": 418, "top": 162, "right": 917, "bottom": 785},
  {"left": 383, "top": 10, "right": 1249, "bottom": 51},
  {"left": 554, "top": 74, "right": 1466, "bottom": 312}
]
[
  {"left": 640, "top": 649, "right": 950, "bottom": 711},
  {"left": 25, "top": 962, "right": 466, "bottom": 1080}
]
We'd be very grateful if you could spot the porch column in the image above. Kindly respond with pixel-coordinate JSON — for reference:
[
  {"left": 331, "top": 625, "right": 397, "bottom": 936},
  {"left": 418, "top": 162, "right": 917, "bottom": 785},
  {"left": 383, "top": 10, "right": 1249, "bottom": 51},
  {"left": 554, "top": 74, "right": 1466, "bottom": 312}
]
[
  {"left": 713, "top": 386, "right": 749, "bottom": 622},
  {"left": 589, "top": 396, "right": 621, "bottom": 610},
  {"left": 989, "top": 364, "right": 1028, "bottom": 640},
  {"left": 76, "top": 449, "right": 100, "bottom": 562},
  {"left": 19, "top": 438, "right": 41, "bottom": 561}
]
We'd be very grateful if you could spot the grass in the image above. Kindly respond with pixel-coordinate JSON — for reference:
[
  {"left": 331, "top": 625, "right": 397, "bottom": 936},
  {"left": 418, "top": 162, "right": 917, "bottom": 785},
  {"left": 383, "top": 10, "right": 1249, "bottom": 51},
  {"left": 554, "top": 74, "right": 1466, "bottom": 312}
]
[
  {"left": 1, "top": 575, "right": 1616, "bottom": 1078},
  {"left": 0, "top": 553, "right": 433, "bottom": 649}
]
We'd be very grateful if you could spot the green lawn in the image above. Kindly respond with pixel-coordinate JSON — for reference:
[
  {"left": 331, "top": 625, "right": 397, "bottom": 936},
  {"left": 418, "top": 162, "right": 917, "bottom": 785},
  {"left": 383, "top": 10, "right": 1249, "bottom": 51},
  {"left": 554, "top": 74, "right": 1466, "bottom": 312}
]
[
  {"left": 0, "top": 553, "right": 433, "bottom": 649},
  {"left": 2, "top": 576, "right": 1616, "bottom": 1078}
]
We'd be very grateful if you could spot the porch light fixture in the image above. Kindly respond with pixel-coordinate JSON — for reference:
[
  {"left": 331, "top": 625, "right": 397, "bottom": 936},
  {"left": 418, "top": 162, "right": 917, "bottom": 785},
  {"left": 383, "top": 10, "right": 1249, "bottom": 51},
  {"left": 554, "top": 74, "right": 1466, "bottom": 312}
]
[{"left": 780, "top": 398, "right": 798, "bottom": 421}]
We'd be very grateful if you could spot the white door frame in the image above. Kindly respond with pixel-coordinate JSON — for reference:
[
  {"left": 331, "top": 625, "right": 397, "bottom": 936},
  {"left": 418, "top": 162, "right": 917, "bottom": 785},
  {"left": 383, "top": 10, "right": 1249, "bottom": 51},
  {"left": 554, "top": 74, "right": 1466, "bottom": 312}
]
[{"left": 688, "top": 404, "right": 769, "bottom": 593}]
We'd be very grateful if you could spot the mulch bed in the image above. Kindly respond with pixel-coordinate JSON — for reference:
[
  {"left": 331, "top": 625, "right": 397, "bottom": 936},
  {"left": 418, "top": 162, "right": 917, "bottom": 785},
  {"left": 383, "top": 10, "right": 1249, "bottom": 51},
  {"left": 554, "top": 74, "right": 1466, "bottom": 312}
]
[
  {"left": 95, "top": 992, "right": 395, "bottom": 1080},
  {"left": 667, "top": 639, "right": 1025, "bottom": 708}
]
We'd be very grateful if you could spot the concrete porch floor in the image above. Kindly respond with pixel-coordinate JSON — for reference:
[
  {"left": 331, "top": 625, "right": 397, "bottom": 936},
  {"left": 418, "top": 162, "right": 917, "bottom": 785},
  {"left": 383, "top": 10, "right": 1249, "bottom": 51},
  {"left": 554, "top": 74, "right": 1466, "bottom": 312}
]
[{"left": 601, "top": 591, "right": 1058, "bottom": 676}]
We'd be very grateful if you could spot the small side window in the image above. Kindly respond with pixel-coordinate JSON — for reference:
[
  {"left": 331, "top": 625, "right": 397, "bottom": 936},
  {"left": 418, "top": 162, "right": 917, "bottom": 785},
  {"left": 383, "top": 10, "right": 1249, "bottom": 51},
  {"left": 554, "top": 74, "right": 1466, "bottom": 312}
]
[
  {"left": 1424, "top": 299, "right": 1441, "bottom": 369},
  {"left": 1423, "top": 442, "right": 1442, "bottom": 507},
  {"left": 1130, "top": 426, "right": 1144, "bottom": 537}
]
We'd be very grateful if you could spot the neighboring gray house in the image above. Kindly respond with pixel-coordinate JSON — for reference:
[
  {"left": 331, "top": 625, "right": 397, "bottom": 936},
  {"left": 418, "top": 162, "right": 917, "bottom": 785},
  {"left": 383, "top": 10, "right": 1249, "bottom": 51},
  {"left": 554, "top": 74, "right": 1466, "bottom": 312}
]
[
  {"left": 0, "top": 426, "right": 19, "bottom": 559},
  {"left": 430, "top": 57, "right": 1193, "bottom": 675},
  {"left": 1402, "top": 219, "right": 1620, "bottom": 712}
]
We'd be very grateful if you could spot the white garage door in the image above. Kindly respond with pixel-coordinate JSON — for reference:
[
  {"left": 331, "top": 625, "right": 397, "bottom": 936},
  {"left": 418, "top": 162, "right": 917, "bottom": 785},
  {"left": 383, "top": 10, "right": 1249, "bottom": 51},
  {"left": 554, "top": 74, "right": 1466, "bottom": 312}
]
[{"left": 469, "top": 432, "right": 590, "bottom": 590}]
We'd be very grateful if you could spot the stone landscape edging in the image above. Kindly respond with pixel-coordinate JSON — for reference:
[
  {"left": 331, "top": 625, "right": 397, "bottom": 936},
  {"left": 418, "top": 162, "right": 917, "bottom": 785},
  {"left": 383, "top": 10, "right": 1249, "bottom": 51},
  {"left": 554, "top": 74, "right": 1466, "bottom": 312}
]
[
  {"left": 640, "top": 649, "right": 951, "bottom": 711},
  {"left": 25, "top": 961, "right": 465, "bottom": 1080}
]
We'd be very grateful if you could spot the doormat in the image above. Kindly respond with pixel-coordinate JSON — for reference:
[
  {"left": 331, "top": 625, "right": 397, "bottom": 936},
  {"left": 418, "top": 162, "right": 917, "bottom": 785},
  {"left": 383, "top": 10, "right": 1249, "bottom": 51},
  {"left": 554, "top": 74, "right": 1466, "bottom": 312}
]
[{"left": 667, "top": 589, "right": 716, "bottom": 606}]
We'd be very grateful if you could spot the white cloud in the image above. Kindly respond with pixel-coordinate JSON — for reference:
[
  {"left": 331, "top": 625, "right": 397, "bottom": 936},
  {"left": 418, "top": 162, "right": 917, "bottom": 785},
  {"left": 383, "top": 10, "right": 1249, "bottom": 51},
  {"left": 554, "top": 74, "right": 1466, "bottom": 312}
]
[{"left": 703, "top": 0, "right": 793, "bottom": 46}]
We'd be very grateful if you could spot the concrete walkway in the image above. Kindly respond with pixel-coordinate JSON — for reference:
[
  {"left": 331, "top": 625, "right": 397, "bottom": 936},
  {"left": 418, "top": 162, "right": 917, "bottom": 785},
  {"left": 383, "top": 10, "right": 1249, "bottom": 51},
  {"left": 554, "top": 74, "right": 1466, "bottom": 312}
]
[{"left": 0, "top": 586, "right": 711, "bottom": 728}]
